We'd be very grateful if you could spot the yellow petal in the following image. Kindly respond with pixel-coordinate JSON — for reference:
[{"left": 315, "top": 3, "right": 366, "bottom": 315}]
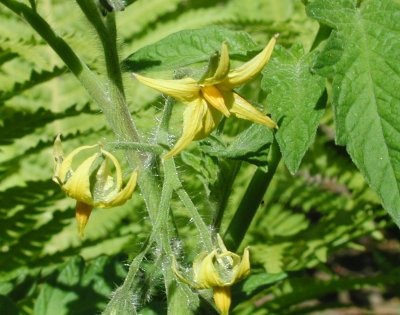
[
  {"left": 100, "top": 150, "right": 124, "bottom": 190},
  {"left": 95, "top": 170, "right": 138, "bottom": 208},
  {"left": 196, "top": 105, "right": 223, "bottom": 141},
  {"left": 200, "top": 85, "right": 230, "bottom": 117},
  {"left": 226, "top": 92, "right": 277, "bottom": 129},
  {"left": 163, "top": 98, "right": 208, "bottom": 160},
  {"left": 58, "top": 144, "right": 98, "bottom": 183},
  {"left": 61, "top": 153, "right": 98, "bottom": 205},
  {"left": 75, "top": 201, "right": 93, "bottom": 238},
  {"left": 213, "top": 286, "right": 231, "bottom": 315},
  {"left": 218, "top": 35, "right": 277, "bottom": 89},
  {"left": 231, "top": 247, "right": 251, "bottom": 283},
  {"left": 204, "top": 41, "right": 230, "bottom": 85},
  {"left": 195, "top": 249, "right": 225, "bottom": 288},
  {"left": 134, "top": 73, "right": 199, "bottom": 103}
]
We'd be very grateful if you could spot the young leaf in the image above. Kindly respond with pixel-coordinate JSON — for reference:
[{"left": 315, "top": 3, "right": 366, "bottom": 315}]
[
  {"left": 307, "top": 0, "right": 400, "bottom": 227},
  {"left": 261, "top": 43, "right": 326, "bottom": 175},
  {"left": 122, "top": 26, "right": 259, "bottom": 73}
]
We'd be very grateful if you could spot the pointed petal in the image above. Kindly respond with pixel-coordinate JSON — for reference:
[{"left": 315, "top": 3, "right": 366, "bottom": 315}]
[
  {"left": 213, "top": 286, "right": 231, "bottom": 315},
  {"left": 75, "top": 201, "right": 93, "bottom": 238},
  {"left": 58, "top": 144, "right": 98, "bottom": 183},
  {"left": 204, "top": 41, "right": 230, "bottom": 85},
  {"left": 201, "top": 85, "right": 230, "bottom": 117},
  {"left": 163, "top": 98, "right": 207, "bottom": 160},
  {"left": 134, "top": 73, "right": 199, "bottom": 103},
  {"left": 227, "top": 92, "right": 277, "bottom": 129},
  {"left": 232, "top": 247, "right": 251, "bottom": 283},
  {"left": 219, "top": 35, "right": 277, "bottom": 89},
  {"left": 62, "top": 153, "right": 98, "bottom": 205},
  {"left": 100, "top": 149, "right": 123, "bottom": 191},
  {"left": 96, "top": 170, "right": 138, "bottom": 208}
]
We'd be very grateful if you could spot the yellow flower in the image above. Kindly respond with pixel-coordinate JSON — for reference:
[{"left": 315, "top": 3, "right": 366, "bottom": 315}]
[
  {"left": 134, "top": 35, "right": 278, "bottom": 160},
  {"left": 52, "top": 134, "right": 138, "bottom": 238},
  {"left": 172, "top": 235, "right": 250, "bottom": 315}
]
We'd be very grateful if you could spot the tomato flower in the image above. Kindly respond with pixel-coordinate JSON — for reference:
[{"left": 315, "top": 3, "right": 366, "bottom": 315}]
[
  {"left": 134, "top": 35, "right": 278, "bottom": 160},
  {"left": 172, "top": 235, "right": 250, "bottom": 314},
  {"left": 52, "top": 134, "right": 138, "bottom": 237}
]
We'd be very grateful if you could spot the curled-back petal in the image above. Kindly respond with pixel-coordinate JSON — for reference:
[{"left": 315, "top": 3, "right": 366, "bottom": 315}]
[
  {"left": 229, "top": 247, "right": 250, "bottom": 284},
  {"left": 52, "top": 136, "right": 138, "bottom": 237},
  {"left": 62, "top": 153, "right": 98, "bottom": 205},
  {"left": 95, "top": 169, "right": 138, "bottom": 208},
  {"left": 57, "top": 144, "right": 99, "bottom": 183}
]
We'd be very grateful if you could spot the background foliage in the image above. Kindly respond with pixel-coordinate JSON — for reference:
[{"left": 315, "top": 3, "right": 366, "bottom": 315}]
[{"left": 1, "top": 0, "right": 400, "bottom": 314}]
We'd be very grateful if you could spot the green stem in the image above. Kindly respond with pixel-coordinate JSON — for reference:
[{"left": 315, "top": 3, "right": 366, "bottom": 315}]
[
  {"left": 168, "top": 165, "right": 214, "bottom": 252},
  {"left": 223, "top": 137, "right": 281, "bottom": 252},
  {"left": 75, "top": 0, "right": 137, "bottom": 142}
]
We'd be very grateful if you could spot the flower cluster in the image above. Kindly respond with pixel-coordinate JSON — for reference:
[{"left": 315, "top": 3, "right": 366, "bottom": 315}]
[
  {"left": 134, "top": 35, "right": 278, "bottom": 160},
  {"left": 52, "top": 134, "right": 137, "bottom": 237}
]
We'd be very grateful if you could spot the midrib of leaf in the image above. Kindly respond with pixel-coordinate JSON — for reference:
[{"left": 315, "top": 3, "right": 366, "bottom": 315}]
[
  {"left": 308, "top": 0, "right": 400, "bottom": 226},
  {"left": 344, "top": 4, "right": 400, "bottom": 222}
]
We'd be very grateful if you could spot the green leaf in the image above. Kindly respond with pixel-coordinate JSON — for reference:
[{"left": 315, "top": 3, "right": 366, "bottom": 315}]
[
  {"left": 261, "top": 43, "right": 326, "bottom": 174},
  {"left": 121, "top": 26, "right": 259, "bottom": 73},
  {"left": 199, "top": 124, "right": 274, "bottom": 168},
  {"left": 307, "top": 0, "right": 400, "bottom": 227}
]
